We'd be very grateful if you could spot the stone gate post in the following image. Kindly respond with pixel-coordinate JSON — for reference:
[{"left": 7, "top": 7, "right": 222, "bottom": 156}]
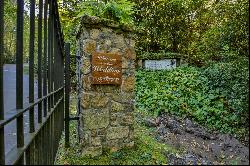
[{"left": 76, "top": 15, "right": 136, "bottom": 157}]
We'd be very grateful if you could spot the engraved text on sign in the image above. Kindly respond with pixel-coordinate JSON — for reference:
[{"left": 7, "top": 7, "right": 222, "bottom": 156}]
[{"left": 91, "top": 52, "right": 122, "bottom": 84}]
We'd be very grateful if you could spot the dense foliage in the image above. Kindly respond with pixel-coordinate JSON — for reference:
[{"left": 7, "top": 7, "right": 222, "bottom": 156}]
[
  {"left": 58, "top": 0, "right": 83, "bottom": 90},
  {"left": 203, "top": 59, "right": 249, "bottom": 126},
  {"left": 58, "top": 0, "right": 249, "bottom": 65},
  {"left": 133, "top": 0, "right": 249, "bottom": 65},
  {"left": 77, "top": 0, "right": 135, "bottom": 25},
  {"left": 136, "top": 64, "right": 249, "bottom": 139},
  {"left": 132, "top": 0, "right": 249, "bottom": 140},
  {"left": 4, "top": 0, "right": 33, "bottom": 64}
]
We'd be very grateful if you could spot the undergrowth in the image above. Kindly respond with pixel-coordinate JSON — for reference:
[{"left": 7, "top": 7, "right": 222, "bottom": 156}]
[{"left": 136, "top": 62, "right": 249, "bottom": 141}]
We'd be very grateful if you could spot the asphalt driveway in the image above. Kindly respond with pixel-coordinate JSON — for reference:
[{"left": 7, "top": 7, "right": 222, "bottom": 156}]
[{"left": 3, "top": 64, "right": 38, "bottom": 154}]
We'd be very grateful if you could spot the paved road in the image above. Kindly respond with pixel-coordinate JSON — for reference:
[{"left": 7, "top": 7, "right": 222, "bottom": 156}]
[{"left": 3, "top": 64, "right": 38, "bottom": 154}]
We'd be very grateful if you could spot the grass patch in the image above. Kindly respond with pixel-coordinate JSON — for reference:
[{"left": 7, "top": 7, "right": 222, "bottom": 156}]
[{"left": 55, "top": 94, "right": 178, "bottom": 165}]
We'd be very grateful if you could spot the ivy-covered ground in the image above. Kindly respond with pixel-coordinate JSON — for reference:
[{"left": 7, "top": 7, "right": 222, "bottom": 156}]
[{"left": 136, "top": 61, "right": 249, "bottom": 143}]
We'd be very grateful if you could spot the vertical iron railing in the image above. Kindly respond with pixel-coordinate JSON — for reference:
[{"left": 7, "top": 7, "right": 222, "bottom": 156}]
[
  {"left": 16, "top": 1, "right": 25, "bottom": 164},
  {"left": 65, "top": 43, "right": 70, "bottom": 148},
  {"left": 29, "top": 0, "right": 35, "bottom": 134},
  {"left": 0, "top": 0, "right": 70, "bottom": 165},
  {"left": 26, "top": 0, "right": 35, "bottom": 164},
  {"left": 0, "top": 0, "right": 5, "bottom": 164},
  {"left": 43, "top": 0, "right": 48, "bottom": 119},
  {"left": 38, "top": 0, "right": 43, "bottom": 124}
]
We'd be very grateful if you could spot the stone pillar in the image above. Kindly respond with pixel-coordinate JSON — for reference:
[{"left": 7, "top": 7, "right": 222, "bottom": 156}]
[{"left": 76, "top": 16, "right": 136, "bottom": 157}]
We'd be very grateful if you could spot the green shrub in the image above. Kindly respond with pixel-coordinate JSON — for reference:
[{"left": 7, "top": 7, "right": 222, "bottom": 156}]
[
  {"left": 77, "top": 0, "right": 135, "bottom": 25},
  {"left": 202, "top": 59, "right": 249, "bottom": 127},
  {"left": 136, "top": 64, "right": 249, "bottom": 136}
]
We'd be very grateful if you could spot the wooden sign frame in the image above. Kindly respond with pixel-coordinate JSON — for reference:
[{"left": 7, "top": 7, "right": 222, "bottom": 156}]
[{"left": 91, "top": 52, "right": 122, "bottom": 85}]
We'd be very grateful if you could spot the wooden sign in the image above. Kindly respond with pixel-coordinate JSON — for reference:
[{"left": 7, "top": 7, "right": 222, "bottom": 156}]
[{"left": 91, "top": 52, "right": 122, "bottom": 85}]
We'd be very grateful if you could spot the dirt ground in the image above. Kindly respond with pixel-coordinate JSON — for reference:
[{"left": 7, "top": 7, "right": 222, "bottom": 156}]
[{"left": 144, "top": 114, "right": 249, "bottom": 165}]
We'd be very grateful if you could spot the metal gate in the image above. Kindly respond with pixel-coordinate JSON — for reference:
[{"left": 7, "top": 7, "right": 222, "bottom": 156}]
[{"left": 0, "top": 0, "right": 70, "bottom": 164}]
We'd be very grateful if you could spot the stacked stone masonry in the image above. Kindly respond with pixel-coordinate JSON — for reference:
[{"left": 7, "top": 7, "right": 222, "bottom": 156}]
[{"left": 76, "top": 15, "right": 136, "bottom": 157}]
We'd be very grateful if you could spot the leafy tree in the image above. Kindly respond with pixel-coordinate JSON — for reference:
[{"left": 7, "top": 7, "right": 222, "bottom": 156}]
[
  {"left": 133, "top": 0, "right": 190, "bottom": 53},
  {"left": 57, "top": 0, "right": 84, "bottom": 90},
  {"left": 188, "top": 0, "right": 249, "bottom": 64},
  {"left": 4, "top": 0, "right": 40, "bottom": 64},
  {"left": 4, "top": 0, "right": 17, "bottom": 63},
  {"left": 132, "top": 0, "right": 249, "bottom": 65}
]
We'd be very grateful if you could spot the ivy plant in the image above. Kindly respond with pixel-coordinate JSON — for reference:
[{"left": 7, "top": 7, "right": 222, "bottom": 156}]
[{"left": 77, "top": 0, "right": 135, "bottom": 25}]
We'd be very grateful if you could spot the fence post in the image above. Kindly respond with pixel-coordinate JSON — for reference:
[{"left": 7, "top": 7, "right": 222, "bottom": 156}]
[
  {"left": 16, "top": 0, "right": 25, "bottom": 164},
  {"left": 65, "top": 43, "right": 70, "bottom": 148},
  {"left": 37, "top": 0, "right": 43, "bottom": 124},
  {"left": 0, "top": 0, "right": 5, "bottom": 164}
]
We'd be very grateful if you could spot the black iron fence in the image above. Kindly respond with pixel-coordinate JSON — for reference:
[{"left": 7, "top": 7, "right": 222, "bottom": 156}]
[{"left": 0, "top": 0, "right": 70, "bottom": 164}]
